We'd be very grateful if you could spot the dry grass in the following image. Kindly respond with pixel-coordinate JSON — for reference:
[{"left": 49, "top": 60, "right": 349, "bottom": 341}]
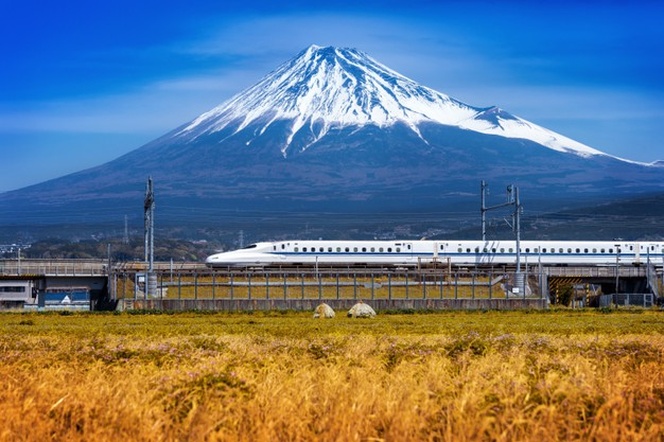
[{"left": 1, "top": 310, "right": 663, "bottom": 441}]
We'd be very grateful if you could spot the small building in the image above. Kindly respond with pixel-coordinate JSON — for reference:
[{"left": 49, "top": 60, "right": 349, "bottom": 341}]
[{"left": 0, "top": 278, "right": 38, "bottom": 309}]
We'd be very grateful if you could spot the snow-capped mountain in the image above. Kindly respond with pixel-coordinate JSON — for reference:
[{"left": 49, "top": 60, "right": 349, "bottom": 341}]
[
  {"left": 0, "top": 45, "right": 662, "bottom": 240},
  {"left": 176, "top": 44, "right": 608, "bottom": 160}
]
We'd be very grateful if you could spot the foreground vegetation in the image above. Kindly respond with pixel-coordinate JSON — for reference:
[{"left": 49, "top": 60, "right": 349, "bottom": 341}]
[{"left": 1, "top": 309, "right": 663, "bottom": 441}]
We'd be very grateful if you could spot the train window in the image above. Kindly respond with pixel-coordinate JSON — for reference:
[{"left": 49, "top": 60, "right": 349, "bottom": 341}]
[
  {"left": 525, "top": 248, "right": 530, "bottom": 253},
  {"left": 592, "top": 248, "right": 596, "bottom": 253},
  {"left": 466, "top": 248, "right": 471, "bottom": 253},
  {"left": 575, "top": 248, "right": 580, "bottom": 253},
  {"left": 609, "top": 248, "right": 613, "bottom": 253},
  {"left": 567, "top": 248, "right": 572, "bottom": 253},
  {"left": 379, "top": 247, "right": 384, "bottom": 252},
  {"left": 336, "top": 247, "right": 341, "bottom": 252},
  {"left": 584, "top": 248, "right": 588, "bottom": 253},
  {"left": 345, "top": 247, "right": 350, "bottom": 252},
  {"left": 458, "top": 248, "right": 462, "bottom": 253},
  {"left": 281, "top": 244, "right": 285, "bottom": 249},
  {"left": 362, "top": 247, "right": 366, "bottom": 252},
  {"left": 474, "top": 247, "right": 480, "bottom": 253},
  {"left": 327, "top": 247, "right": 332, "bottom": 252},
  {"left": 303, "top": 247, "right": 307, "bottom": 252},
  {"left": 440, "top": 245, "right": 444, "bottom": 250},
  {"left": 387, "top": 248, "right": 392, "bottom": 252},
  {"left": 500, "top": 248, "right": 505, "bottom": 253},
  {"left": 483, "top": 247, "right": 488, "bottom": 253},
  {"left": 601, "top": 248, "right": 605, "bottom": 253},
  {"left": 509, "top": 248, "right": 513, "bottom": 253},
  {"left": 294, "top": 247, "right": 299, "bottom": 252},
  {"left": 396, "top": 247, "right": 401, "bottom": 252},
  {"left": 273, "top": 246, "right": 276, "bottom": 251},
  {"left": 353, "top": 247, "right": 358, "bottom": 252},
  {"left": 542, "top": 248, "right": 547, "bottom": 253},
  {"left": 370, "top": 247, "right": 375, "bottom": 252},
  {"left": 491, "top": 248, "right": 496, "bottom": 253}
]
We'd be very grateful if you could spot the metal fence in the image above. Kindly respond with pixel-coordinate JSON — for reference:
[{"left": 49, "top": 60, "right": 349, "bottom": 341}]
[
  {"left": 112, "top": 268, "right": 547, "bottom": 304},
  {"left": 0, "top": 259, "right": 108, "bottom": 276},
  {"left": 599, "top": 293, "right": 656, "bottom": 308}
]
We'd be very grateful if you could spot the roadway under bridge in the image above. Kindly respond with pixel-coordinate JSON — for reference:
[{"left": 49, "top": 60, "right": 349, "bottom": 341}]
[{"left": 1, "top": 259, "right": 662, "bottom": 311}]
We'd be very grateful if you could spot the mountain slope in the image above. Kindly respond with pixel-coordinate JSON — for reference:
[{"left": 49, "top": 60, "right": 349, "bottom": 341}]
[
  {"left": 175, "top": 45, "right": 609, "bottom": 160},
  {"left": 0, "top": 45, "right": 661, "bottom": 242}
]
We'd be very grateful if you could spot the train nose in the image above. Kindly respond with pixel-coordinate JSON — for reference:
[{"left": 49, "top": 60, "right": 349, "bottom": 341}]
[{"left": 205, "top": 254, "right": 220, "bottom": 265}]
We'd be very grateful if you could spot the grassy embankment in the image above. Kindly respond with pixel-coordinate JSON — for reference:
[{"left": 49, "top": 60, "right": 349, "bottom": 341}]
[{"left": 1, "top": 309, "right": 663, "bottom": 441}]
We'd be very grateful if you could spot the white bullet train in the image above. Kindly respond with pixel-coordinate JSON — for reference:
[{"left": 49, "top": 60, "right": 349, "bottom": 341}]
[{"left": 205, "top": 239, "right": 664, "bottom": 268}]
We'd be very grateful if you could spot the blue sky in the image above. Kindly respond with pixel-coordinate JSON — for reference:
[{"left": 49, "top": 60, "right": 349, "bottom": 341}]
[{"left": 2, "top": 0, "right": 663, "bottom": 193}]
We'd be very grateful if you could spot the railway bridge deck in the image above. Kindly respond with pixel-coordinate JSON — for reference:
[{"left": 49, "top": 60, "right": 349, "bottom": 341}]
[{"left": 1, "top": 259, "right": 661, "bottom": 311}]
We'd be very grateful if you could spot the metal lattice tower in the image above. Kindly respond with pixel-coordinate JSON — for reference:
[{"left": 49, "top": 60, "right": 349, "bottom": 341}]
[
  {"left": 480, "top": 181, "right": 524, "bottom": 295},
  {"left": 144, "top": 177, "right": 155, "bottom": 272}
]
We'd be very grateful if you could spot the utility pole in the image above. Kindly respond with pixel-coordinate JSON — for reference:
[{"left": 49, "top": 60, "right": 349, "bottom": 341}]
[
  {"left": 481, "top": 180, "right": 488, "bottom": 242},
  {"left": 615, "top": 243, "right": 620, "bottom": 296},
  {"left": 509, "top": 185, "right": 523, "bottom": 295},
  {"left": 123, "top": 215, "right": 129, "bottom": 245}
]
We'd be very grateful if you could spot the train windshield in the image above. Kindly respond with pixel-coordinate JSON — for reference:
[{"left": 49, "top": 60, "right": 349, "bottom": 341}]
[{"left": 241, "top": 244, "right": 258, "bottom": 249}]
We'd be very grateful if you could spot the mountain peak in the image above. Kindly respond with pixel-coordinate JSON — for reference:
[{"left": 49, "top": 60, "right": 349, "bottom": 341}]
[
  {"left": 178, "top": 45, "right": 476, "bottom": 155},
  {"left": 175, "top": 45, "right": 609, "bottom": 159}
]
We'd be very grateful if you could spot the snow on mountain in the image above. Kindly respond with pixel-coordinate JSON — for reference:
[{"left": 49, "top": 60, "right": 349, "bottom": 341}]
[
  {"left": 177, "top": 44, "right": 611, "bottom": 160},
  {"left": 463, "top": 106, "right": 606, "bottom": 158}
]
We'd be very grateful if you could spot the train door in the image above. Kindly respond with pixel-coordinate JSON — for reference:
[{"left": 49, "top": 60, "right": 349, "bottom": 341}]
[
  {"left": 630, "top": 243, "right": 640, "bottom": 265},
  {"left": 641, "top": 243, "right": 662, "bottom": 264},
  {"left": 403, "top": 242, "right": 414, "bottom": 263}
]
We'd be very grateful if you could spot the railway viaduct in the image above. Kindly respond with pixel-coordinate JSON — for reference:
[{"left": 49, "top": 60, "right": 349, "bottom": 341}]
[{"left": 0, "top": 259, "right": 661, "bottom": 311}]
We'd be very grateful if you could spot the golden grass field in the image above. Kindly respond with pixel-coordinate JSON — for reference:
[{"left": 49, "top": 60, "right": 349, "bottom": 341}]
[{"left": 1, "top": 309, "right": 663, "bottom": 441}]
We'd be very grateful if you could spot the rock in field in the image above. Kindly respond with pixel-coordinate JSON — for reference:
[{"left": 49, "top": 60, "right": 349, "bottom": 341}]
[
  {"left": 347, "top": 301, "right": 376, "bottom": 318},
  {"left": 313, "top": 303, "right": 335, "bottom": 318}
]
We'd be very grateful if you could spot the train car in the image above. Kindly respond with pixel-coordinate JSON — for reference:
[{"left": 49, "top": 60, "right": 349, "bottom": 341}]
[{"left": 205, "top": 240, "right": 664, "bottom": 268}]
